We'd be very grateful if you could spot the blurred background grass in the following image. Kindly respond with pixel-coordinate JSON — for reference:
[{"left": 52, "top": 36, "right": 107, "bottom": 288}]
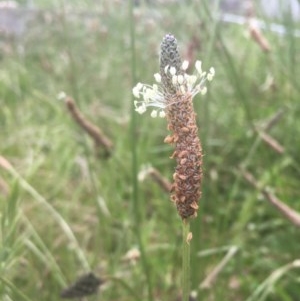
[{"left": 1, "top": 0, "right": 300, "bottom": 300}]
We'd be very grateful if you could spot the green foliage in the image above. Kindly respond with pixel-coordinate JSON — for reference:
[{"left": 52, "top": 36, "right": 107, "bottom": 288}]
[{"left": 1, "top": 0, "right": 300, "bottom": 300}]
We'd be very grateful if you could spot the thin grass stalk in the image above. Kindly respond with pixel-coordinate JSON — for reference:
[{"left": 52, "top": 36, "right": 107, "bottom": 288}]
[
  {"left": 0, "top": 158, "right": 89, "bottom": 271},
  {"left": 107, "top": 276, "right": 142, "bottom": 301},
  {"left": 129, "top": 1, "right": 153, "bottom": 300},
  {"left": 22, "top": 215, "right": 66, "bottom": 286},
  {"left": 0, "top": 276, "right": 33, "bottom": 301},
  {"left": 182, "top": 221, "right": 191, "bottom": 301},
  {"left": 58, "top": 4, "right": 80, "bottom": 101},
  {"left": 198, "top": 0, "right": 255, "bottom": 128},
  {"left": 245, "top": 260, "right": 300, "bottom": 301},
  {"left": 191, "top": 0, "right": 217, "bottom": 150}
]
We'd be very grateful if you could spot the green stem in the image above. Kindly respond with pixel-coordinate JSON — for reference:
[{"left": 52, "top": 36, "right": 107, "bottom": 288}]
[
  {"left": 182, "top": 220, "right": 191, "bottom": 301},
  {"left": 0, "top": 276, "right": 33, "bottom": 301},
  {"left": 128, "top": 1, "right": 153, "bottom": 301}
]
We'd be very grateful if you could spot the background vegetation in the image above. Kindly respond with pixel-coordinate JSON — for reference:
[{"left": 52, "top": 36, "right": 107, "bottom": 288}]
[{"left": 1, "top": 1, "right": 300, "bottom": 300}]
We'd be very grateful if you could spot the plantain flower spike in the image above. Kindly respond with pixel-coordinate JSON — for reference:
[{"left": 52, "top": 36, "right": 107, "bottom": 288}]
[{"left": 133, "top": 34, "right": 214, "bottom": 219}]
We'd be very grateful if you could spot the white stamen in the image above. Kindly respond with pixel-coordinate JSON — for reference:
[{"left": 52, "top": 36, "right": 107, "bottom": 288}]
[
  {"left": 132, "top": 58, "right": 214, "bottom": 117},
  {"left": 151, "top": 110, "right": 158, "bottom": 118},
  {"left": 169, "top": 66, "right": 176, "bottom": 76},
  {"left": 177, "top": 75, "right": 184, "bottom": 85},
  {"left": 195, "top": 60, "right": 202, "bottom": 74},
  {"left": 207, "top": 67, "right": 215, "bottom": 81},
  {"left": 172, "top": 75, "right": 178, "bottom": 85},
  {"left": 132, "top": 87, "right": 140, "bottom": 98},
  {"left": 182, "top": 60, "right": 189, "bottom": 71},
  {"left": 136, "top": 104, "right": 146, "bottom": 114},
  {"left": 201, "top": 86, "right": 207, "bottom": 95},
  {"left": 187, "top": 75, "right": 197, "bottom": 85},
  {"left": 154, "top": 73, "right": 161, "bottom": 83},
  {"left": 159, "top": 111, "right": 166, "bottom": 118}
]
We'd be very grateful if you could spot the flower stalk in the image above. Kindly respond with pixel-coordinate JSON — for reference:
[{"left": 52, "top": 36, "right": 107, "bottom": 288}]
[
  {"left": 133, "top": 33, "right": 214, "bottom": 299},
  {"left": 182, "top": 221, "right": 191, "bottom": 301}
]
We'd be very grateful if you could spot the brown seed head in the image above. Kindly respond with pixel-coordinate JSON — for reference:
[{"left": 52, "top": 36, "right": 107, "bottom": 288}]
[
  {"left": 160, "top": 34, "right": 203, "bottom": 219},
  {"left": 133, "top": 34, "right": 215, "bottom": 219}
]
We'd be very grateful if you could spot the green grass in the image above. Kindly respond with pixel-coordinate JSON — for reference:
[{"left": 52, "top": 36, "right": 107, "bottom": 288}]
[{"left": 1, "top": 1, "right": 300, "bottom": 300}]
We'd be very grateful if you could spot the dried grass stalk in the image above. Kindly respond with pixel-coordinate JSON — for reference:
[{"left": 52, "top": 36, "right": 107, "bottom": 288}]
[
  {"left": 65, "top": 96, "right": 113, "bottom": 157},
  {"left": 242, "top": 169, "right": 300, "bottom": 227}
]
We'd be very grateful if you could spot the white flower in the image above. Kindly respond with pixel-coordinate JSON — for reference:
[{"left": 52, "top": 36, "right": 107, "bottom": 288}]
[
  {"left": 133, "top": 61, "right": 214, "bottom": 117},
  {"left": 133, "top": 82, "right": 165, "bottom": 116}
]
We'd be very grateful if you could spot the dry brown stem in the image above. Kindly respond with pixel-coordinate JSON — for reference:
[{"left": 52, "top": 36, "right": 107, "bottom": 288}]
[
  {"left": 257, "top": 130, "right": 285, "bottom": 154},
  {"left": 242, "top": 169, "right": 300, "bottom": 227},
  {"left": 0, "top": 156, "right": 13, "bottom": 195},
  {"left": 148, "top": 167, "right": 172, "bottom": 193},
  {"left": 254, "top": 109, "right": 286, "bottom": 153},
  {"left": 248, "top": 20, "right": 271, "bottom": 52},
  {"left": 0, "top": 156, "right": 13, "bottom": 171},
  {"left": 262, "top": 108, "right": 285, "bottom": 132},
  {"left": 65, "top": 96, "right": 113, "bottom": 157},
  {"left": 0, "top": 177, "right": 9, "bottom": 196}
]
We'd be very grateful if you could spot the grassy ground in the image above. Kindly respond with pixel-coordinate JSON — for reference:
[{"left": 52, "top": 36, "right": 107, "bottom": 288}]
[{"left": 1, "top": 1, "right": 300, "bottom": 300}]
